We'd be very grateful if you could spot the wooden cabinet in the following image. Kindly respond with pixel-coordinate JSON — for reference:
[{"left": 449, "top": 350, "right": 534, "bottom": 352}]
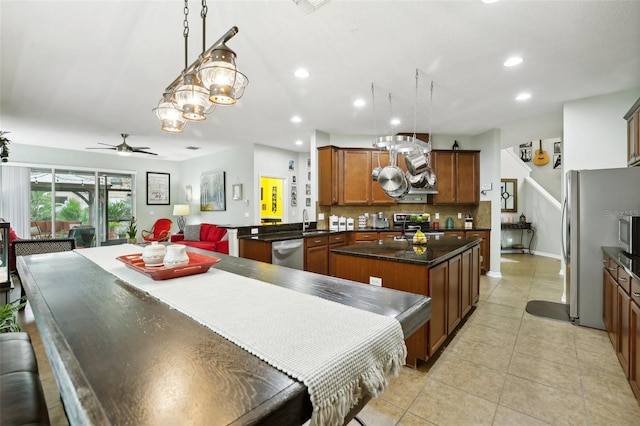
[
  {"left": 625, "top": 97, "right": 640, "bottom": 167},
  {"left": 444, "top": 230, "right": 490, "bottom": 275},
  {"left": 318, "top": 146, "right": 339, "bottom": 205},
  {"left": 461, "top": 248, "right": 473, "bottom": 316},
  {"left": 466, "top": 230, "right": 490, "bottom": 274},
  {"left": 602, "top": 251, "right": 640, "bottom": 402},
  {"left": 318, "top": 146, "right": 396, "bottom": 206},
  {"left": 239, "top": 239, "right": 272, "bottom": 263},
  {"left": 631, "top": 295, "right": 640, "bottom": 399},
  {"left": 328, "top": 233, "right": 347, "bottom": 276},
  {"left": 351, "top": 231, "right": 379, "bottom": 244},
  {"left": 428, "top": 261, "right": 448, "bottom": 356},
  {"left": 431, "top": 150, "right": 480, "bottom": 205},
  {"left": 304, "top": 235, "right": 328, "bottom": 275},
  {"left": 618, "top": 284, "right": 631, "bottom": 377},
  {"left": 447, "top": 255, "right": 462, "bottom": 332}
]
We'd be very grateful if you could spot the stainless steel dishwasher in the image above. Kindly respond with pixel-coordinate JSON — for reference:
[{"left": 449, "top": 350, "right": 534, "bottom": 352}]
[{"left": 271, "top": 238, "right": 304, "bottom": 270}]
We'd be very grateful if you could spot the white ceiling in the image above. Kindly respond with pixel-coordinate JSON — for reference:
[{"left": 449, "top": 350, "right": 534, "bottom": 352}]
[{"left": 2, "top": 0, "right": 639, "bottom": 161}]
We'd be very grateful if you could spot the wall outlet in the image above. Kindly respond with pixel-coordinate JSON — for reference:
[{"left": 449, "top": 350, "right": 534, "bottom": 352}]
[
  {"left": 369, "top": 276, "right": 382, "bottom": 287},
  {"left": 458, "top": 212, "right": 462, "bottom": 219},
  {"left": 435, "top": 212, "right": 440, "bottom": 219},
  {"left": 149, "top": 210, "right": 155, "bottom": 216},
  {"left": 244, "top": 212, "right": 249, "bottom": 218},
  {"left": 251, "top": 228, "right": 259, "bottom": 234},
  {"left": 318, "top": 213, "right": 325, "bottom": 220}
]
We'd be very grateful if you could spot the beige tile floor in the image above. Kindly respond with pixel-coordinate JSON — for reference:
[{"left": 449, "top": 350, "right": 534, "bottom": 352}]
[{"left": 15, "top": 254, "right": 640, "bottom": 425}]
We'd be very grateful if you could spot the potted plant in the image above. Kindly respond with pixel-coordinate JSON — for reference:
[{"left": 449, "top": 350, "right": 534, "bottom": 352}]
[
  {"left": 127, "top": 217, "right": 137, "bottom": 244},
  {"left": 0, "top": 130, "right": 10, "bottom": 163},
  {"left": 0, "top": 296, "right": 27, "bottom": 333}
]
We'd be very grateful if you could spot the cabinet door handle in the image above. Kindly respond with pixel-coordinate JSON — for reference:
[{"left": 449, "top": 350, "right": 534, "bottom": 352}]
[
  {"left": 633, "top": 292, "right": 640, "bottom": 297},
  {"left": 608, "top": 267, "right": 616, "bottom": 271},
  {"left": 619, "top": 277, "right": 628, "bottom": 282}
]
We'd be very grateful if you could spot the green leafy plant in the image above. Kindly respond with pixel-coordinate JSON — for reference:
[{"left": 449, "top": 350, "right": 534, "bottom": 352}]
[
  {"left": 127, "top": 217, "right": 137, "bottom": 239},
  {"left": 0, "top": 296, "right": 27, "bottom": 333}
]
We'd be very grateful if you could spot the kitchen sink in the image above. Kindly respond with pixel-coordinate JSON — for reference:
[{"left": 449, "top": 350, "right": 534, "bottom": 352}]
[{"left": 302, "top": 230, "right": 329, "bottom": 237}]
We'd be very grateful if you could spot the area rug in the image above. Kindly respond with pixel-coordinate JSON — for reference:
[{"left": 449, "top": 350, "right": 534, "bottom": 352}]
[{"left": 525, "top": 300, "right": 571, "bottom": 322}]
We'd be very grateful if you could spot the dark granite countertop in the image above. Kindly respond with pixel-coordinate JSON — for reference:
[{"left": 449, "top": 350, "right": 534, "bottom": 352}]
[
  {"left": 602, "top": 246, "right": 640, "bottom": 281},
  {"left": 332, "top": 236, "right": 480, "bottom": 266}
]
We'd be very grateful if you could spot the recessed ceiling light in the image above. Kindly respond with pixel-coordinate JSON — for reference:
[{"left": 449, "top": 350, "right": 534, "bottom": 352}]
[
  {"left": 295, "top": 140, "right": 303, "bottom": 146},
  {"left": 481, "top": 0, "right": 500, "bottom": 4},
  {"left": 516, "top": 92, "right": 531, "bottom": 101},
  {"left": 294, "top": 68, "right": 310, "bottom": 79},
  {"left": 291, "top": 115, "right": 302, "bottom": 123},
  {"left": 390, "top": 118, "right": 401, "bottom": 126},
  {"left": 504, "top": 56, "right": 523, "bottom": 67},
  {"left": 353, "top": 99, "right": 366, "bottom": 107}
]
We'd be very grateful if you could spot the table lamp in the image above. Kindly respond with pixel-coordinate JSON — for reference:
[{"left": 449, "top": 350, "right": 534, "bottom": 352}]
[{"left": 173, "top": 204, "right": 190, "bottom": 234}]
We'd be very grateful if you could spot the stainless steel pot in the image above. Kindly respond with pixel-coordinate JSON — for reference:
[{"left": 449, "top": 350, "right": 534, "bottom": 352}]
[
  {"left": 406, "top": 170, "right": 427, "bottom": 188},
  {"left": 405, "top": 150, "right": 428, "bottom": 176},
  {"left": 371, "top": 166, "right": 382, "bottom": 181}
]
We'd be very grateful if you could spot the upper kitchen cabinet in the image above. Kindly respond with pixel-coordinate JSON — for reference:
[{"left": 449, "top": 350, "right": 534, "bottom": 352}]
[
  {"left": 318, "top": 146, "right": 339, "bottom": 205},
  {"left": 431, "top": 150, "right": 480, "bottom": 205},
  {"left": 318, "top": 146, "right": 396, "bottom": 206},
  {"left": 625, "top": 97, "right": 640, "bottom": 167}
]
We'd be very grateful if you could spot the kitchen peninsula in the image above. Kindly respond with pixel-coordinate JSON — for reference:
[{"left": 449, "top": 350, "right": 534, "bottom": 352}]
[
  {"left": 332, "top": 236, "right": 481, "bottom": 367},
  {"left": 17, "top": 246, "right": 431, "bottom": 425}
]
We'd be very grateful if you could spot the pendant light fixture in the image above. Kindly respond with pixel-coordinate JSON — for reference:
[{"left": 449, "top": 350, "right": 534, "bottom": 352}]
[{"left": 154, "top": 0, "right": 248, "bottom": 132}]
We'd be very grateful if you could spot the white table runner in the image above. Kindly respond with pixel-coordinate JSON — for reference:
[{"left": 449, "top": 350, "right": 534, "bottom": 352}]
[{"left": 77, "top": 245, "right": 406, "bottom": 426}]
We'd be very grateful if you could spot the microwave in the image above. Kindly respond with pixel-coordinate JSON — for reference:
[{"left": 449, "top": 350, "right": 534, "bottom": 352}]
[{"left": 619, "top": 216, "right": 640, "bottom": 256}]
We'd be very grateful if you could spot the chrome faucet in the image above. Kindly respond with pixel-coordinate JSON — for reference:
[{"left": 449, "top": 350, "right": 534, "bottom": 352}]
[{"left": 302, "top": 209, "right": 310, "bottom": 231}]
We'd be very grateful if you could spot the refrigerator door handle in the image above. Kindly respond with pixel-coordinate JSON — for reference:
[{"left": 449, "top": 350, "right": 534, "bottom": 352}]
[{"left": 561, "top": 197, "right": 568, "bottom": 263}]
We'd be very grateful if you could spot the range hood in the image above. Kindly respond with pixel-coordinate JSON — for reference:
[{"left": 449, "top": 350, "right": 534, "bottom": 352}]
[{"left": 396, "top": 186, "right": 438, "bottom": 203}]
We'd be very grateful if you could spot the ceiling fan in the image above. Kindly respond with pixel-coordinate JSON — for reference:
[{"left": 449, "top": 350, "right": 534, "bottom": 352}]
[{"left": 86, "top": 134, "right": 158, "bottom": 156}]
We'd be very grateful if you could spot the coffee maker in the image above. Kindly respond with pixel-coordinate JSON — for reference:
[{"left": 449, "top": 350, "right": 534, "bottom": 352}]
[{"left": 372, "top": 212, "right": 389, "bottom": 229}]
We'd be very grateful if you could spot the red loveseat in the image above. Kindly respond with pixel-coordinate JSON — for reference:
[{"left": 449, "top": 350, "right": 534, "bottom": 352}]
[{"left": 170, "top": 223, "right": 229, "bottom": 255}]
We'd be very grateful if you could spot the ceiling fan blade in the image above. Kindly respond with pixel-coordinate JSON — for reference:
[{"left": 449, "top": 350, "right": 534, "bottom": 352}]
[
  {"left": 133, "top": 150, "right": 158, "bottom": 156},
  {"left": 98, "top": 142, "right": 118, "bottom": 147},
  {"left": 129, "top": 146, "right": 151, "bottom": 150},
  {"left": 86, "top": 147, "right": 116, "bottom": 150}
]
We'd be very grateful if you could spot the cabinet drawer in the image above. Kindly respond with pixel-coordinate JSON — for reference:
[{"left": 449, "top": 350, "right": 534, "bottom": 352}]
[
  {"left": 354, "top": 232, "right": 378, "bottom": 242},
  {"left": 305, "top": 235, "right": 328, "bottom": 248},
  {"left": 604, "top": 257, "right": 617, "bottom": 276},
  {"left": 618, "top": 265, "right": 632, "bottom": 294},
  {"left": 444, "top": 231, "right": 465, "bottom": 238},
  {"left": 466, "top": 231, "right": 487, "bottom": 239},
  {"left": 631, "top": 278, "right": 640, "bottom": 306},
  {"left": 329, "top": 234, "right": 347, "bottom": 245}
]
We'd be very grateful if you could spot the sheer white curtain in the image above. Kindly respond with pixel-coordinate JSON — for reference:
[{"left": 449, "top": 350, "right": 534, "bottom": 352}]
[{"left": 1, "top": 165, "right": 31, "bottom": 237}]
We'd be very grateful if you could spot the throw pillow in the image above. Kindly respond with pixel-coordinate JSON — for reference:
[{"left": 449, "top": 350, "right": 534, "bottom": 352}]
[{"left": 183, "top": 224, "right": 201, "bottom": 241}]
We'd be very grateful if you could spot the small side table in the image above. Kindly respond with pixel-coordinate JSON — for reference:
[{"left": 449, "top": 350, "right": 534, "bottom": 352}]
[{"left": 501, "top": 222, "right": 535, "bottom": 254}]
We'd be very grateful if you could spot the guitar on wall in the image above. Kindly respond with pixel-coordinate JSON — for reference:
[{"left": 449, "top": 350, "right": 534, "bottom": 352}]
[{"left": 533, "top": 140, "right": 549, "bottom": 166}]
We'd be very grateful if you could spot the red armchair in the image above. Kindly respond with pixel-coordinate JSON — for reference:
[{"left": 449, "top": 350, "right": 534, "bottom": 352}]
[{"left": 141, "top": 218, "right": 173, "bottom": 242}]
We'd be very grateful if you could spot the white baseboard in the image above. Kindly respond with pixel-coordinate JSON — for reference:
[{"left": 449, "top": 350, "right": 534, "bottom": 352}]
[
  {"left": 486, "top": 271, "right": 502, "bottom": 278},
  {"left": 500, "top": 250, "right": 561, "bottom": 260}
]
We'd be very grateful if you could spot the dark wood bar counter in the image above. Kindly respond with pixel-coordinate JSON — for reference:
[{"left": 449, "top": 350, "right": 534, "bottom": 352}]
[{"left": 17, "top": 247, "right": 431, "bottom": 426}]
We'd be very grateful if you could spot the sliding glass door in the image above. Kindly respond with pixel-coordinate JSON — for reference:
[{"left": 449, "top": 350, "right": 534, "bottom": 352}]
[{"left": 29, "top": 168, "right": 134, "bottom": 247}]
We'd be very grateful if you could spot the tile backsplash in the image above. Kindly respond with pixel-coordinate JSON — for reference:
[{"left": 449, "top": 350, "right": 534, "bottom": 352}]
[{"left": 317, "top": 201, "right": 491, "bottom": 230}]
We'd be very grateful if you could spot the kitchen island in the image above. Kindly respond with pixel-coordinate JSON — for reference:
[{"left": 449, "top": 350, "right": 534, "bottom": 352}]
[
  {"left": 332, "top": 236, "right": 481, "bottom": 366},
  {"left": 17, "top": 245, "right": 431, "bottom": 426}
]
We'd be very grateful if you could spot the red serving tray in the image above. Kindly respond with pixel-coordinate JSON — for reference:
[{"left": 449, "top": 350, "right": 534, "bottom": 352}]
[{"left": 116, "top": 251, "right": 221, "bottom": 281}]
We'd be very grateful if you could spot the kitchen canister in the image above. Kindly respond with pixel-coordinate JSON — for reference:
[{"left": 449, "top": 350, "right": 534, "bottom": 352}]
[
  {"left": 338, "top": 216, "right": 347, "bottom": 231},
  {"left": 329, "top": 215, "right": 339, "bottom": 231},
  {"left": 346, "top": 217, "right": 355, "bottom": 230}
]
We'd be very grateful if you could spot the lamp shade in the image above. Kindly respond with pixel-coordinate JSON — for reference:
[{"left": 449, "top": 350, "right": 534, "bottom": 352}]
[
  {"left": 173, "top": 204, "right": 191, "bottom": 216},
  {"left": 198, "top": 46, "right": 248, "bottom": 105}
]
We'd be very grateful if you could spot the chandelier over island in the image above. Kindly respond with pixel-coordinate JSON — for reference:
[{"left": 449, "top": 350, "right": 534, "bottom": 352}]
[{"left": 154, "top": 0, "right": 249, "bottom": 133}]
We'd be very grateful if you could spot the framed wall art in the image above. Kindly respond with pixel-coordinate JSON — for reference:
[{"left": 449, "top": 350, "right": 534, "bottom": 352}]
[
  {"left": 200, "top": 171, "right": 226, "bottom": 211},
  {"left": 146, "top": 172, "right": 170, "bottom": 205}
]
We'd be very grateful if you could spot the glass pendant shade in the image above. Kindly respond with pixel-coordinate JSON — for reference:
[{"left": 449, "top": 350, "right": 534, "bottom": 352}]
[
  {"left": 154, "top": 94, "right": 187, "bottom": 133},
  {"left": 172, "top": 73, "right": 215, "bottom": 120},
  {"left": 198, "top": 46, "right": 248, "bottom": 105}
]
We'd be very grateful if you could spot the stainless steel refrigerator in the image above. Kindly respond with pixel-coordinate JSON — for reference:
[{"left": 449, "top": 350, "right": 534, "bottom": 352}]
[{"left": 562, "top": 167, "right": 640, "bottom": 329}]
